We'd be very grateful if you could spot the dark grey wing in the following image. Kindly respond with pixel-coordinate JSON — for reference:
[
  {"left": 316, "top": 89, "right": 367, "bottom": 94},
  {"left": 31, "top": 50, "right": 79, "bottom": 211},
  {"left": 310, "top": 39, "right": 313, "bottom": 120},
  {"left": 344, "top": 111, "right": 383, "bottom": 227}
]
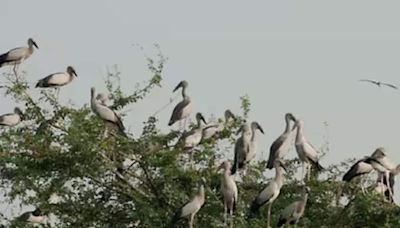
[
  {"left": 343, "top": 159, "right": 366, "bottom": 181},
  {"left": 359, "top": 79, "right": 378, "bottom": 85},
  {"left": 168, "top": 99, "right": 190, "bottom": 126},
  {"left": 231, "top": 139, "right": 242, "bottom": 175},
  {"left": 18, "top": 212, "right": 31, "bottom": 221},
  {"left": 35, "top": 73, "right": 60, "bottom": 88},
  {"left": 113, "top": 111, "right": 127, "bottom": 137},
  {"left": 382, "top": 83, "right": 398, "bottom": 90},
  {"left": 267, "top": 135, "right": 285, "bottom": 169}
]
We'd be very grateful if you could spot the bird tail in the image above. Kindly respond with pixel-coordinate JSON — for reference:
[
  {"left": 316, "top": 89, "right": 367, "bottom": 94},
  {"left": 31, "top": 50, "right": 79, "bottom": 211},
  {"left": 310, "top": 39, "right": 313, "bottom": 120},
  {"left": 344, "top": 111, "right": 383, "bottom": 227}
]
[
  {"left": 115, "top": 116, "right": 127, "bottom": 137},
  {"left": 35, "top": 80, "right": 45, "bottom": 88},
  {"left": 342, "top": 170, "right": 355, "bottom": 182},
  {"left": 0, "top": 53, "right": 7, "bottom": 67}
]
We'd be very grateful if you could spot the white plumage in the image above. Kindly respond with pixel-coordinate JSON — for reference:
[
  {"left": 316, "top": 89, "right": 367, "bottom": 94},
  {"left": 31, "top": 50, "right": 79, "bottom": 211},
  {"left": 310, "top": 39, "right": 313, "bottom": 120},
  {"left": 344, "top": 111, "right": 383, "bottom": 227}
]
[
  {"left": 247, "top": 121, "right": 264, "bottom": 164},
  {"left": 294, "top": 119, "right": 323, "bottom": 181},
  {"left": 19, "top": 208, "right": 47, "bottom": 224},
  {"left": 267, "top": 113, "right": 296, "bottom": 169},
  {"left": 231, "top": 123, "right": 252, "bottom": 175},
  {"left": 171, "top": 184, "right": 205, "bottom": 228},
  {"left": 0, "top": 107, "right": 23, "bottom": 126},
  {"left": 182, "top": 113, "right": 207, "bottom": 149},
  {"left": 0, "top": 38, "right": 38, "bottom": 74},
  {"left": 36, "top": 66, "right": 77, "bottom": 88},
  {"left": 250, "top": 160, "right": 286, "bottom": 227},
  {"left": 219, "top": 161, "right": 238, "bottom": 224},
  {"left": 202, "top": 109, "right": 235, "bottom": 140},
  {"left": 168, "top": 80, "right": 193, "bottom": 128},
  {"left": 90, "top": 87, "right": 126, "bottom": 136}
]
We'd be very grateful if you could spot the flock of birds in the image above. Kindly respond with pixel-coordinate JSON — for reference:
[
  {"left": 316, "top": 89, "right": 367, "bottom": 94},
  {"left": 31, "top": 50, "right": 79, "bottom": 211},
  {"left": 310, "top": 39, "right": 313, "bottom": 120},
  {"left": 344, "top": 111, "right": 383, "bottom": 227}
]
[{"left": 0, "top": 38, "right": 398, "bottom": 227}]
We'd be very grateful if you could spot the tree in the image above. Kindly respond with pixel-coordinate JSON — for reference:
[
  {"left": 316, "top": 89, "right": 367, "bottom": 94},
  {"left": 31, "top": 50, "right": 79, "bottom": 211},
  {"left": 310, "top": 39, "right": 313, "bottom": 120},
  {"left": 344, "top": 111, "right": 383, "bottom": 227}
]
[{"left": 0, "top": 46, "right": 399, "bottom": 228}]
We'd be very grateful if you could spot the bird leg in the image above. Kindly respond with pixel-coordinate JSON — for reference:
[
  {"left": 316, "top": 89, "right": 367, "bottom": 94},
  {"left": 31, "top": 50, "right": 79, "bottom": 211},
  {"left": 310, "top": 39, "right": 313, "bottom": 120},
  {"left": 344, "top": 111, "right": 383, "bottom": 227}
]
[
  {"left": 301, "top": 163, "right": 305, "bottom": 184},
  {"left": 267, "top": 203, "right": 272, "bottom": 228},
  {"left": 229, "top": 201, "right": 234, "bottom": 228},
  {"left": 223, "top": 204, "right": 227, "bottom": 225},
  {"left": 307, "top": 164, "right": 311, "bottom": 181},
  {"left": 189, "top": 213, "right": 194, "bottom": 228},
  {"left": 385, "top": 172, "right": 394, "bottom": 201}
]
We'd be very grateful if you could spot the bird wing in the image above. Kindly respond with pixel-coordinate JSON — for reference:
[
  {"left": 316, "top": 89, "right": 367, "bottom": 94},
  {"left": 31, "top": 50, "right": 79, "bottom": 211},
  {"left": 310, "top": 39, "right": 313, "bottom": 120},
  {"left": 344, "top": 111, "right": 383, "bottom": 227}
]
[
  {"left": 281, "top": 201, "right": 299, "bottom": 221},
  {"left": 94, "top": 104, "right": 118, "bottom": 123},
  {"left": 359, "top": 79, "right": 378, "bottom": 85},
  {"left": 256, "top": 181, "right": 278, "bottom": 206},
  {"left": 0, "top": 113, "right": 20, "bottom": 126},
  {"left": 382, "top": 83, "right": 398, "bottom": 89},
  {"left": 343, "top": 159, "right": 373, "bottom": 181},
  {"left": 267, "top": 134, "right": 286, "bottom": 168},
  {"left": 180, "top": 199, "right": 198, "bottom": 218},
  {"left": 3, "top": 47, "right": 28, "bottom": 61},
  {"left": 37, "top": 72, "right": 68, "bottom": 87},
  {"left": 169, "top": 99, "right": 190, "bottom": 125}
]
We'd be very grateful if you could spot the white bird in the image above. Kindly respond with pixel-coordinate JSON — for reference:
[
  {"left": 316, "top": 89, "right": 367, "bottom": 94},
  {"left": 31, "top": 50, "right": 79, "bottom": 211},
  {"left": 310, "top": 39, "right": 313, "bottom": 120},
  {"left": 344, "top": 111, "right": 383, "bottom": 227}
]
[
  {"left": 36, "top": 66, "right": 77, "bottom": 88},
  {"left": 170, "top": 183, "right": 205, "bottom": 228},
  {"left": 181, "top": 112, "right": 207, "bottom": 149},
  {"left": 294, "top": 119, "right": 324, "bottom": 182},
  {"left": 96, "top": 93, "right": 108, "bottom": 105},
  {"left": 277, "top": 186, "right": 309, "bottom": 227},
  {"left": 218, "top": 160, "right": 238, "bottom": 225},
  {"left": 267, "top": 113, "right": 296, "bottom": 169},
  {"left": 202, "top": 109, "right": 236, "bottom": 140},
  {"left": 90, "top": 87, "right": 126, "bottom": 136},
  {"left": 246, "top": 121, "right": 265, "bottom": 164},
  {"left": 374, "top": 171, "right": 395, "bottom": 202},
  {"left": 250, "top": 160, "right": 286, "bottom": 228},
  {"left": 0, "top": 107, "right": 24, "bottom": 126},
  {"left": 168, "top": 80, "right": 193, "bottom": 129},
  {"left": 0, "top": 38, "right": 39, "bottom": 75},
  {"left": 231, "top": 123, "right": 252, "bottom": 175},
  {"left": 18, "top": 208, "right": 47, "bottom": 224},
  {"left": 368, "top": 147, "right": 400, "bottom": 200}
]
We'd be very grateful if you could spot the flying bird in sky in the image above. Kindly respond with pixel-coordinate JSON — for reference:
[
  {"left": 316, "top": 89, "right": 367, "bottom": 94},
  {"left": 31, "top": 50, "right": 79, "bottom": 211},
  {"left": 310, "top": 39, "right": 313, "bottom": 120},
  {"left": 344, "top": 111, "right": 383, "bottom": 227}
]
[{"left": 359, "top": 79, "right": 398, "bottom": 90}]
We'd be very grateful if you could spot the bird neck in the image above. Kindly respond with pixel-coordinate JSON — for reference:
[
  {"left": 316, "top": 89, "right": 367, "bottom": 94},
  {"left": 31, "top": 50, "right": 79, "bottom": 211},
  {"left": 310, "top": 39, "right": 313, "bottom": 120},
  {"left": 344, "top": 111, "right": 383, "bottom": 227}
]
[
  {"left": 181, "top": 86, "right": 188, "bottom": 98},
  {"left": 295, "top": 124, "right": 304, "bottom": 142},
  {"left": 302, "top": 192, "right": 309, "bottom": 204},
  {"left": 284, "top": 116, "right": 291, "bottom": 134},
  {"left": 251, "top": 126, "right": 258, "bottom": 141},
  {"left": 274, "top": 168, "right": 284, "bottom": 187}
]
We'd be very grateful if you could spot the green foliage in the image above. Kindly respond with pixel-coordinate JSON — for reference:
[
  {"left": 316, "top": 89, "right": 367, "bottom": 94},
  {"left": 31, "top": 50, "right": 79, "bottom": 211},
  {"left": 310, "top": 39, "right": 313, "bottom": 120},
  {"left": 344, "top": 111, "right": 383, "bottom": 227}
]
[{"left": 0, "top": 49, "right": 399, "bottom": 228}]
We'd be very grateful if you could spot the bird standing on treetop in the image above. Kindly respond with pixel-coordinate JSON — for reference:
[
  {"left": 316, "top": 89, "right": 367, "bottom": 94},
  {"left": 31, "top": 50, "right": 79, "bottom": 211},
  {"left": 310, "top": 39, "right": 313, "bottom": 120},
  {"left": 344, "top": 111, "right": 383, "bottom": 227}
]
[{"left": 0, "top": 38, "right": 39, "bottom": 76}]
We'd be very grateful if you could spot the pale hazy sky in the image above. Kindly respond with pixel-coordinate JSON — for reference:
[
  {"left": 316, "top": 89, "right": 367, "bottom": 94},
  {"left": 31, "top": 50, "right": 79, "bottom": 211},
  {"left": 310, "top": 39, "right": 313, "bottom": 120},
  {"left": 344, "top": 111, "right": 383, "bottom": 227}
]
[{"left": 2, "top": 1, "right": 400, "bottom": 206}]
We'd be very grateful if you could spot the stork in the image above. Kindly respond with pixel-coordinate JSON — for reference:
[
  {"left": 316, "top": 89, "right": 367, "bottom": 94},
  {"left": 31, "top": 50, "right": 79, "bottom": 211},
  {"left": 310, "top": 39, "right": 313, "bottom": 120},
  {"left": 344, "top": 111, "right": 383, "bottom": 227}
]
[
  {"left": 267, "top": 113, "right": 296, "bottom": 169},
  {"left": 168, "top": 80, "right": 193, "bottom": 129},
  {"left": 0, "top": 38, "right": 38, "bottom": 76},
  {"left": 218, "top": 160, "right": 238, "bottom": 225},
  {"left": 246, "top": 121, "right": 265, "bottom": 164},
  {"left": 374, "top": 171, "right": 395, "bottom": 202},
  {"left": 18, "top": 208, "right": 47, "bottom": 224},
  {"left": 170, "top": 183, "right": 205, "bottom": 228},
  {"left": 181, "top": 112, "right": 207, "bottom": 150},
  {"left": 36, "top": 66, "right": 77, "bottom": 89},
  {"left": 231, "top": 123, "right": 252, "bottom": 175},
  {"left": 0, "top": 107, "right": 24, "bottom": 126},
  {"left": 249, "top": 160, "right": 286, "bottom": 228},
  {"left": 96, "top": 93, "right": 108, "bottom": 105},
  {"left": 294, "top": 119, "right": 324, "bottom": 182},
  {"left": 368, "top": 147, "right": 400, "bottom": 200},
  {"left": 90, "top": 87, "right": 126, "bottom": 137},
  {"left": 342, "top": 149, "right": 384, "bottom": 192},
  {"left": 202, "top": 109, "right": 236, "bottom": 140},
  {"left": 277, "top": 186, "right": 309, "bottom": 227}
]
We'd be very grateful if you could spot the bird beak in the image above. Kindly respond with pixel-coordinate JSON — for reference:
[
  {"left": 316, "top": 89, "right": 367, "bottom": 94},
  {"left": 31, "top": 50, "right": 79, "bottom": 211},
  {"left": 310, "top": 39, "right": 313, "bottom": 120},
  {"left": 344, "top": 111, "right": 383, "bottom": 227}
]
[
  {"left": 173, "top": 82, "right": 182, "bottom": 92},
  {"left": 73, "top": 69, "right": 78, "bottom": 77},
  {"left": 201, "top": 115, "right": 207, "bottom": 124},
  {"left": 280, "top": 163, "right": 288, "bottom": 172},
  {"left": 257, "top": 123, "right": 264, "bottom": 134},
  {"left": 33, "top": 41, "right": 39, "bottom": 49}
]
